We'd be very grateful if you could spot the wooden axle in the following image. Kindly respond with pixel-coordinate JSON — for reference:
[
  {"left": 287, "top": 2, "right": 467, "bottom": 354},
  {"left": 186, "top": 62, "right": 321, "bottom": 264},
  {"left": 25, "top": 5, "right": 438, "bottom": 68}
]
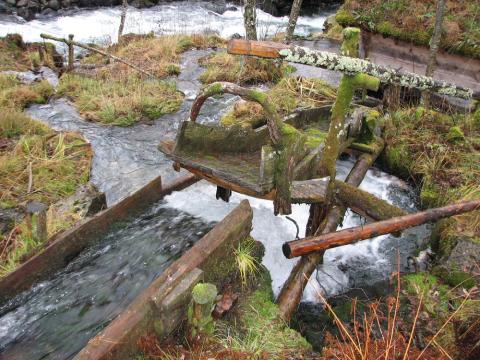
[
  {"left": 227, "top": 39, "right": 479, "bottom": 101},
  {"left": 282, "top": 199, "right": 480, "bottom": 258}
]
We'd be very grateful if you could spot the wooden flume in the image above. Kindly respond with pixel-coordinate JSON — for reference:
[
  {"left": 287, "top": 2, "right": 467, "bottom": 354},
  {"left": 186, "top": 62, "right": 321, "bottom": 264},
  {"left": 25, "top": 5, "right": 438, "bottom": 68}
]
[{"left": 283, "top": 199, "right": 480, "bottom": 259}]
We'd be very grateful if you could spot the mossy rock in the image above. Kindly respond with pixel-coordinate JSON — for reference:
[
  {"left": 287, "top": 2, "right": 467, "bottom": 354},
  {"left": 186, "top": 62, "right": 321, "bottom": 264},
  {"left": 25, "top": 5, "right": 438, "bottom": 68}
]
[
  {"left": 192, "top": 283, "right": 218, "bottom": 305},
  {"left": 420, "top": 180, "right": 442, "bottom": 208}
]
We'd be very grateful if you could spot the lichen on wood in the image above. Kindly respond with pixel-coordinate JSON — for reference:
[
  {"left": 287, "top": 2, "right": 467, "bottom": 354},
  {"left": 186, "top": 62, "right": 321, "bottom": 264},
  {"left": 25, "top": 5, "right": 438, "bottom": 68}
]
[{"left": 276, "top": 46, "right": 476, "bottom": 100}]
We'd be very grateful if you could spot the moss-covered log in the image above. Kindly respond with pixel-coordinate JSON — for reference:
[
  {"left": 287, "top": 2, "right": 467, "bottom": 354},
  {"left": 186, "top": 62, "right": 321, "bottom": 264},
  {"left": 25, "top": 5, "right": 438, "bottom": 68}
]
[{"left": 227, "top": 39, "right": 479, "bottom": 100}]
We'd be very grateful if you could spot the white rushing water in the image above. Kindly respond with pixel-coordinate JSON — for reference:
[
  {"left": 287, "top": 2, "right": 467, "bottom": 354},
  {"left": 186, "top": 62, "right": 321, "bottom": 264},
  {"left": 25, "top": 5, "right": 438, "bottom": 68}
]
[
  {"left": 164, "top": 163, "right": 426, "bottom": 301},
  {"left": 0, "top": 2, "right": 329, "bottom": 46}
]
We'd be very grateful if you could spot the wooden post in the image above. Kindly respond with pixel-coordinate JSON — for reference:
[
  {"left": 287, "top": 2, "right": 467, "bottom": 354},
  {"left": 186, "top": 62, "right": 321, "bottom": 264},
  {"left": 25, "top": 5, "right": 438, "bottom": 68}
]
[
  {"left": 67, "top": 34, "right": 74, "bottom": 72},
  {"left": 283, "top": 199, "right": 480, "bottom": 258},
  {"left": 276, "top": 137, "right": 385, "bottom": 320},
  {"left": 25, "top": 201, "right": 47, "bottom": 244},
  {"left": 188, "top": 282, "right": 218, "bottom": 339},
  {"left": 40, "top": 33, "right": 155, "bottom": 78}
]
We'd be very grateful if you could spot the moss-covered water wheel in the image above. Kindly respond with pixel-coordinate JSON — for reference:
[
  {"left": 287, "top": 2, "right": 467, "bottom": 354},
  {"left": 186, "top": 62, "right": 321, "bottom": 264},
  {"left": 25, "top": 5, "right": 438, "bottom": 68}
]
[{"left": 159, "top": 81, "right": 365, "bottom": 215}]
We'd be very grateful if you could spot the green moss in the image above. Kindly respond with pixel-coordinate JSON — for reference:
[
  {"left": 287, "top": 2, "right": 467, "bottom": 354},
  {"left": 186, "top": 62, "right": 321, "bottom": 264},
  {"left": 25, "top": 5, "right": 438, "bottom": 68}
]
[
  {"left": 403, "top": 273, "right": 450, "bottom": 315},
  {"left": 226, "top": 270, "right": 311, "bottom": 355},
  {"left": 304, "top": 128, "right": 328, "bottom": 149},
  {"left": 420, "top": 180, "right": 442, "bottom": 208},
  {"left": 377, "top": 21, "right": 396, "bottom": 37},
  {"left": 446, "top": 126, "right": 465, "bottom": 144},
  {"left": 335, "top": 8, "right": 356, "bottom": 26},
  {"left": 435, "top": 268, "right": 476, "bottom": 289}
]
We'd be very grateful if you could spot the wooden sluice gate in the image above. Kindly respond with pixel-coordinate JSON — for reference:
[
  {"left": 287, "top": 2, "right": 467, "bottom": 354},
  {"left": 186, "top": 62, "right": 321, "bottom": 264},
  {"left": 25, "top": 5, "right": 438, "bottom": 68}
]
[{"left": 159, "top": 27, "right": 480, "bottom": 320}]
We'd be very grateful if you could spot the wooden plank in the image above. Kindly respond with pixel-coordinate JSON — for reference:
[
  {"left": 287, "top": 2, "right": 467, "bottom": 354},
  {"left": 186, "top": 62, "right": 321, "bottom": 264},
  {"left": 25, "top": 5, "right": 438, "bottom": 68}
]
[
  {"left": 0, "top": 174, "right": 199, "bottom": 304},
  {"left": 283, "top": 199, "right": 480, "bottom": 258},
  {"left": 74, "top": 200, "right": 253, "bottom": 360}
]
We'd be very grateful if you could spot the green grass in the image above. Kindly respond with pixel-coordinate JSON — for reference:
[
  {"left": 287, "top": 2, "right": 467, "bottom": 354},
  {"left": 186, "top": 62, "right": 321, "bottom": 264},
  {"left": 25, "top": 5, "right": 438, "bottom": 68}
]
[
  {"left": 234, "top": 236, "right": 261, "bottom": 287},
  {"left": 0, "top": 34, "right": 58, "bottom": 71},
  {"left": 337, "top": 0, "right": 480, "bottom": 59},
  {"left": 57, "top": 74, "right": 183, "bottom": 126},
  {"left": 383, "top": 106, "right": 479, "bottom": 274},
  {"left": 0, "top": 75, "right": 92, "bottom": 276},
  {"left": 215, "top": 270, "right": 311, "bottom": 358}
]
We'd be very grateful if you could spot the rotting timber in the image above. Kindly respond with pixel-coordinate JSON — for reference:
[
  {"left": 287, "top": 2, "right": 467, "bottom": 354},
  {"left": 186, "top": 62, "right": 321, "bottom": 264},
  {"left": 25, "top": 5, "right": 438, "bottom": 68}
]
[{"left": 160, "top": 27, "right": 480, "bottom": 321}]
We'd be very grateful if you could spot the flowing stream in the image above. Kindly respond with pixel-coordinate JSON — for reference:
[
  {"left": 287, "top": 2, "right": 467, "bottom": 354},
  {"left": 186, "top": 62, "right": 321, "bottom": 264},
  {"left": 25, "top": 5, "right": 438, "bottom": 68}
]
[{"left": 0, "top": 2, "right": 430, "bottom": 358}]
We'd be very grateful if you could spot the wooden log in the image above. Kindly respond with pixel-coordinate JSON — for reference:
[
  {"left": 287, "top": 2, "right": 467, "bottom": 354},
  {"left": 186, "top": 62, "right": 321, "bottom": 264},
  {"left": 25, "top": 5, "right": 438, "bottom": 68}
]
[
  {"left": 40, "top": 33, "right": 154, "bottom": 78},
  {"left": 283, "top": 199, "right": 480, "bottom": 258},
  {"left": 227, "top": 39, "right": 479, "bottom": 101},
  {"left": 189, "top": 82, "right": 284, "bottom": 147},
  {"left": 334, "top": 180, "right": 407, "bottom": 221},
  {"left": 276, "top": 137, "right": 385, "bottom": 320}
]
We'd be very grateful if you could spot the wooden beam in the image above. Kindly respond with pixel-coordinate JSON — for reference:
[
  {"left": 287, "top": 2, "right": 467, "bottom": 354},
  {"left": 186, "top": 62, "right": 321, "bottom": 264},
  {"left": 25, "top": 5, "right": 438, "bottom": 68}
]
[
  {"left": 227, "top": 39, "right": 479, "bottom": 101},
  {"left": 283, "top": 199, "right": 480, "bottom": 258}
]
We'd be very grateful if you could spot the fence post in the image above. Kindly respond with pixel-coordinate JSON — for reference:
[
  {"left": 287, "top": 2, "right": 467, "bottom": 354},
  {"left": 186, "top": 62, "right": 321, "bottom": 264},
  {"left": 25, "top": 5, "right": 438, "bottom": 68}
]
[
  {"left": 26, "top": 201, "right": 48, "bottom": 244},
  {"left": 68, "top": 34, "right": 74, "bottom": 71}
]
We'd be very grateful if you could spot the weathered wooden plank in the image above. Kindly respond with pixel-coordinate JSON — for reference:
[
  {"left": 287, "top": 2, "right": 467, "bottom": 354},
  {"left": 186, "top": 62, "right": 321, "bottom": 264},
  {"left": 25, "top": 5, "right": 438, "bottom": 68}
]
[
  {"left": 0, "top": 175, "right": 199, "bottom": 304},
  {"left": 74, "top": 200, "right": 253, "bottom": 360},
  {"left": 283, "top": 199, "right": 480, "bottom": 258}
]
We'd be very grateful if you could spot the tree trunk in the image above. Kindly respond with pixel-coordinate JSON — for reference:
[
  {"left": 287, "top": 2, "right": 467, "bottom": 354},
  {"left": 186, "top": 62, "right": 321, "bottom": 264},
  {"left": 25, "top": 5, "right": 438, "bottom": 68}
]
[
  {"left": 118, "top": 0, "right": 128, "bottom": 41},
  {"left": 422, "top": 0, "right": 446, "bottom": 107},
  {"left": 283, "top": 199, "right": 480, "bottom": 258},
  {"left": 243, "top": 0, "right": 257, "bottom": 41},
  {"left": 285, "top": 0, "right": 303, "bottom": 43}
]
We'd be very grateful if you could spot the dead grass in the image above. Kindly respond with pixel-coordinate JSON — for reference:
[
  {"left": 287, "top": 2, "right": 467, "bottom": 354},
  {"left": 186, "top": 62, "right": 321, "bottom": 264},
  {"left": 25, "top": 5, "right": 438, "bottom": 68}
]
[
  {"left": 199, "top": 52, "right": 295, "bottom": 85},
  {"left": 221, "top": 77, "right": 337, "bottom": 128},
  {"left": 59, "top": 34, "right": 225, "bottom": 126},
  {"left": 317, "top": 269, "right": 475, "bottom": 360},
  {"left": 57, "top": 73, "right": 183, "bottom": 126},
  {"left": 383, "top": 107, "right": 479, "bottom": 250},
  {"left": 0, "top": 34, "right": 58, "bottom": 71},
  {"left": 83, "top": 33, "right": 225, "bottom": 79},
  {"left": 0, "top": 73, "right": 92, "bottom": 276}
]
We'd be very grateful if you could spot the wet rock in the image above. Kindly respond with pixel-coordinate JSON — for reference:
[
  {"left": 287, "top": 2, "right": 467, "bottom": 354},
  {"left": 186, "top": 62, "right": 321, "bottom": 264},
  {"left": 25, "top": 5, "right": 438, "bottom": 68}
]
[
  {"left": 47, "top": 0, "right": 59, "bottom": 10},
  {"left": 0, "top": 0, "right": 10, "bottom": 11},
  {"left": 444, "top": 237, "right": 480, "bottom": 275},
  {"left": 0, "top": 208, "right": 23, "bottom": 235},
  {"left": 51, "top": 183, "right": 107, "bottom": 219},
  {"left": 5, "top": 0, "right": 16, "bottom": 6},
  {"left": 191, "top": 0, "right": 226, "bottom": 14},
  {"left": 17, "top": 0, "right": 28, "bottom": 7},
  {"left": 2, "top": 66, "right": 59, "bottom": 87}
]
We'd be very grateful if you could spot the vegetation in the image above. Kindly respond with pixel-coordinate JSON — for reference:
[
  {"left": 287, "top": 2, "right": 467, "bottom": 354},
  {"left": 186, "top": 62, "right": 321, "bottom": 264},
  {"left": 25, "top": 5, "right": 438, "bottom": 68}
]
[
  {"left": 82, "top": 33, "right": 224, "bottom": 79},
  {"left": 58, "top": 34, "right": 226, "bottom": 126},
  {"left": 0, "top": 73, "right": 92, "bottom": 276},
  {"left": 383, "top": 107, "right": 479, "bottom": 260},
  {"left": 336, "top": 0, "right": 480, "bottom": 59},
  {"left": 318, "top": 271, "right": 478, "bottom": 359},
  {"left": 199, "top": 52, "right": 295, "bottom": 85},
  {"left": 0, "top": 34, "right": 58, "bottom": 71},
  {"left": 57, "top": 74, "right": 183, "bottom": 126},
  {"left": 220, "top": 77, "right": 337, "bottom": 128}
]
